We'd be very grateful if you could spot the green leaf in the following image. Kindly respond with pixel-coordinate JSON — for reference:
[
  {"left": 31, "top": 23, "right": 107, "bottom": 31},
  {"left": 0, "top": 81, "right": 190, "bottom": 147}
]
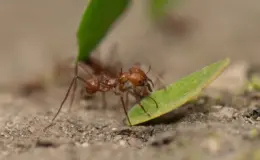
[
  {"left": 246, "top": 74, "right": 260, "bottom": 91},
  {"left": 149, "top": 0, "right": 182, "bottom": 20},
  {"left": 77, "top": 0, "right": 131, "bottom": 62},
  {"left": 126, "top": 58, "right": 230, "bottom": 126}
]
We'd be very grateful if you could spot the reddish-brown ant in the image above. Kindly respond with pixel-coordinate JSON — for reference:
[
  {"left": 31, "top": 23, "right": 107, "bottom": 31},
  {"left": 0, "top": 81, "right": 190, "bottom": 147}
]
[
  {"left": 43, "top": 44, "right": 163, "bottom": 130},
  {"left": 44, "top": 65, "right": 159, "bottom": 130}
]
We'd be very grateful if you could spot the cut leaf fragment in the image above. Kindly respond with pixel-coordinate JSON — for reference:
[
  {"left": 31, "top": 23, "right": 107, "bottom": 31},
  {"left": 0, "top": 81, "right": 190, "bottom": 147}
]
[
  {"left": 77, "top": 0, "right": 131, "bottom": 62},
  {"left": 246, "top": 74, "right": 260, "bottom": 91},
  {"left": 126, "top": 58, "right": 230, "bottom": 126}
]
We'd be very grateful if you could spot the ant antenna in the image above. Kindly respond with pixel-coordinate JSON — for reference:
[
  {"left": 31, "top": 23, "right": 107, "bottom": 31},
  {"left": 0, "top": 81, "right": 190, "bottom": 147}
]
[{"left": 145, "top": 65, "right": 152, "bottom": 75}]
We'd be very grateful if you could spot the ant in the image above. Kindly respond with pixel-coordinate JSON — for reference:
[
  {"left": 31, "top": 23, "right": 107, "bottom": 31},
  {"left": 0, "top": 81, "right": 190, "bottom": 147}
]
[
  {"left": 43, "top": 63, "right": 160, "bottom": 130},
  {"left": 43, "top": 45, "right": 164, "bottom": 130}
]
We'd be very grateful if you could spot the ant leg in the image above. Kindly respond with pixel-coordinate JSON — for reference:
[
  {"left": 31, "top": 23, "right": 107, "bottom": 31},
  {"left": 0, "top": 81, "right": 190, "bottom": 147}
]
[
  {"left": 146, "top": 96, "right": 159, "bottom": 109},
  {"left": 144, "top": 65, "right": 155, "bottom": 87},
  {"left": 44, "top": 77, "right": 76, "bottom": 131},
  {"left": 147, "top": 78, "right": 155, "bottom": 88},
  {"left": 139, "top": 87, "right": 159, "bottom": 109},
  {"left": 116, "top": 92, "right": 132, "bottom": 126},
  {"left": 137, "top": 101, "right": 151, "bottom": 117},
  {"left": 120, "top": 95, "right": 132, "bottom": 126},
  {"left": 130, "top": 90, "right": 151, "bottom": 117},
  {"left": 114, "top": 91, "right": 132, "bottom": 126},
  {"left": 68, "top": 62, "right": 79, "bottom": 111},
  {"left": 146, "top": 82, "right": 154, "bottom": 92}
]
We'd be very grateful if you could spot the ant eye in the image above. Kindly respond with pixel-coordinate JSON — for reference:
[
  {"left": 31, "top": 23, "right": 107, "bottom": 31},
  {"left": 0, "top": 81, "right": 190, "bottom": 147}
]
[{"left": 138, "top": 80, "right": 143, "bottom": 84}]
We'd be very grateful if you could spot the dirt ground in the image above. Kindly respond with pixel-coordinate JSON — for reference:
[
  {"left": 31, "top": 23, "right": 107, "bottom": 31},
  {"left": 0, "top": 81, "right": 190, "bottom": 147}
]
[{"left": 1, "top": 0, "right": 260, "bottom": 160}]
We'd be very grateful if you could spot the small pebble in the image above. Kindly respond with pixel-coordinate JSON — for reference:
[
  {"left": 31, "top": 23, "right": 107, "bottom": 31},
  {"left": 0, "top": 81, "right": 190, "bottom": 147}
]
[
  {"left": 219, "top": 107, "right": 236, "bottom": 118},
  {"left": 112, "top": 128, "right": 117, "bottom": 131},
  {"left": 127, "top": 138, "right": 143, "bottom": 147},
  {"left": 201, "top": 138, "right": 220, "bottom": 154},
  {"left": 28, "top": 127, "right": 35, "bottom": 133},
  {"left": 212, "top": 105, "right": 223, "bottom": 110},
  {"left": 119, "top": 140, "right": 126, "bottom": 146},
  {"left": 114, "top": 135, "right": 122, "bottom": 141},
  {"left": 82, "top": 142, "right": 89, "bottom": 147}
]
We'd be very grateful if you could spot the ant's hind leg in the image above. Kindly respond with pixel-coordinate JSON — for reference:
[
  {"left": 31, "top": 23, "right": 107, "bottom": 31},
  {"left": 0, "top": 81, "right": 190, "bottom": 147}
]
[{"left": 68, "top": 63, "right": 79, "bottom": 112}]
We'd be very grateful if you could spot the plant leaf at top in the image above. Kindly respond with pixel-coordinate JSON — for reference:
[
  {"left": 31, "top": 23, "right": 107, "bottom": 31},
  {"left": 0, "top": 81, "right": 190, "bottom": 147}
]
[
  {"left": 125, "top": 58, "right": 230, "bottom": 126},
  {"left": 77, "top": 0, "right": 131, "bottom": 62}
]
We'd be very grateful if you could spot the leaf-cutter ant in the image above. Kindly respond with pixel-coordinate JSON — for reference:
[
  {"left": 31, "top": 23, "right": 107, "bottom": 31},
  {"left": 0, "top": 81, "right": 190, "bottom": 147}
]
[{"left": 43, "top": 45, "right": 164, "bottom": 131}]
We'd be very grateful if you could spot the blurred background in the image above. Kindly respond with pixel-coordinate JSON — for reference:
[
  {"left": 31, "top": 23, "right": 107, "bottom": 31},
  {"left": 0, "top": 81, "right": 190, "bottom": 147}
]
[{"left": 0, "top": 0, "right": 259, "bottom": 93}]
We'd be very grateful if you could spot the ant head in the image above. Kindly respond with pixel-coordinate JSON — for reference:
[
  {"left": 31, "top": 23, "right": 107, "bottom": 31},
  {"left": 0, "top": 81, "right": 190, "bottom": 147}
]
[{"left": 127, "top": 72, "right": 146, "bottom": 86}]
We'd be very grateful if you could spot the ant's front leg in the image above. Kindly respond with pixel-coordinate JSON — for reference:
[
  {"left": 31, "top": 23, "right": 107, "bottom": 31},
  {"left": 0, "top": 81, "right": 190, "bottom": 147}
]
[
  {"left": 113, "top": 90, "right": 132, "bottom": 126},
  {"left": 146, "top": 82, "right": 154, "bottom": 93},
  {"left": 147, "top": 78, "right": 155, "bottom": 88},
  {"left": 133, "top": 88, "right": 159, "bottom": 109},
  {"left": 128, "top": 90, "right": 151, "bottom": 117}
]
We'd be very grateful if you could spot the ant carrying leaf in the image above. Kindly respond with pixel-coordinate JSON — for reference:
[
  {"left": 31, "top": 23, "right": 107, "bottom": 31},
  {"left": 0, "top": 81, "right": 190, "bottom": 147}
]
[{"left": 43, "top": 43, "right": 166, "bottom": 131}]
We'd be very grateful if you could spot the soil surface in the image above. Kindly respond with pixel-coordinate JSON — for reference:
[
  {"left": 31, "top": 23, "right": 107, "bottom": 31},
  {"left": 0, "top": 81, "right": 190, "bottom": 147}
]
[{"left": 1, "top": 0, "right": 260, "bottom": 160}]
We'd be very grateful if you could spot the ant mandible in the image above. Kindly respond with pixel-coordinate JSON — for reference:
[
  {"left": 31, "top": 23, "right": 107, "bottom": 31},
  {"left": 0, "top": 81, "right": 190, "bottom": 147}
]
[{"left": 44, "top": 63, "right": 161, "bottom": 130}]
